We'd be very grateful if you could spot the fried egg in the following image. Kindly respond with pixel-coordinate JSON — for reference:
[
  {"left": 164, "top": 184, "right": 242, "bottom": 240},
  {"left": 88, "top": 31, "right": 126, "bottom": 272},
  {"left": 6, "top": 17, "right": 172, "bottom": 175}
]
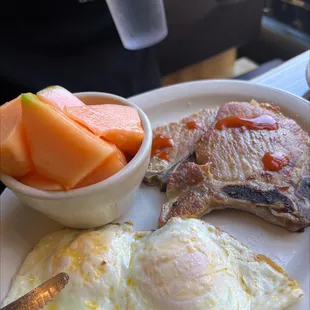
[
  {"left": 2, "top": 219, "right": 303, "bottom": 310},
  {"left": 2, "top": 222, "right": 136, "bottom": 310},
  {"left": 128, "top": 218, "right": 303, "bottom": 309}
]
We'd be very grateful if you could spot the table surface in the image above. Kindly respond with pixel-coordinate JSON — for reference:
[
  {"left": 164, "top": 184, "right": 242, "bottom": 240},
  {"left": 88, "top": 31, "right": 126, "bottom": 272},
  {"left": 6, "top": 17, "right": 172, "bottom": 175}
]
[{"left": 253, "top": 51, "right": 310, "bottom": 100}]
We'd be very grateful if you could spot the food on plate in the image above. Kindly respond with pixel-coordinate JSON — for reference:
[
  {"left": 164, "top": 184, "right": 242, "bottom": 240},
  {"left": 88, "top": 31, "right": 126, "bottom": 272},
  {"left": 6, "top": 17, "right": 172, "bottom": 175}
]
[
  {"left": 37, "top": 85, "right": 85, "bottom": 110},
  {"left": 65, "top": 104, "right": 144, "bottom": 155},
  {"left": 0, "top": 86, "right": 144, "bottom": 190},
  {"left": 2, "top": 222, "right": 135, "bottom": 310},
  {"left": 2, "top": 218, "right": 303, "bottom": 310},
  {"left": 21, "top": 93, "right": 115, "bottom": 189},
  {"left": 215, "top": 114, "right": 279, "bottom": 130},
  {"left": 262, "top": 152, "right": 290, "bottom": 171},
  {"left": 20, "top": 171, "right": 64, "bottom": 191},
  {"left": 144, "top": 108, "right": 218, "bottom": 190},
  {"left": 0, "top": 96, "right": 33, "bottom": 178},
  {"left": 160, "top": 100, "right": 310, "bottom": 231},
  {"left": 76, "top": 146, "right": 127, "bottom": 188}
]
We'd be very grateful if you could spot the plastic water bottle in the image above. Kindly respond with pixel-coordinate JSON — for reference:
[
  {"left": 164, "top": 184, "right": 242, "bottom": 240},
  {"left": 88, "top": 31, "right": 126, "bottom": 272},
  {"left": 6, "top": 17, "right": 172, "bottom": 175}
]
[{"left": 106, "top": 0, "right": 168, "bottom": 50}]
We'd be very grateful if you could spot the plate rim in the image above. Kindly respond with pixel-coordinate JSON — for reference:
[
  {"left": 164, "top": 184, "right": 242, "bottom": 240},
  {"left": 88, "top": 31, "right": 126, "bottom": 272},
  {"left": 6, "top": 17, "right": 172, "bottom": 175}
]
[{"left": 128, "top": 79, "right": 309, "bottom": 108}]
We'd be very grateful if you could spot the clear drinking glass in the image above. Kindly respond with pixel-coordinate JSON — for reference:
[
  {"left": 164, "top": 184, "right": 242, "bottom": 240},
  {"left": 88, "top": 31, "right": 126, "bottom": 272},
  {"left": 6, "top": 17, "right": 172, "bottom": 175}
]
[{"left": 106, "top": 0, "right": 168, "bottom": 50}]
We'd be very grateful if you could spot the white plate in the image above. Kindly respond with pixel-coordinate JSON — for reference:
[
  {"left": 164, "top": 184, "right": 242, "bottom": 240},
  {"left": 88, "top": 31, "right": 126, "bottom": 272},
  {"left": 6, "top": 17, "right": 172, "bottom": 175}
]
[
  {"left": 1, "top": 80, "right": 309, "bottom": 309},
  {"left": 306, "top": 61, "right": 310, "bottom": 87}
]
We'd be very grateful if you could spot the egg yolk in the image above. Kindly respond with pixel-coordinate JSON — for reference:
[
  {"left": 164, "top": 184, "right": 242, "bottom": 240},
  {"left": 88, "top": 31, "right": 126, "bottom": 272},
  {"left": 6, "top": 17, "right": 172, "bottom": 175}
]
[
  {"left": 85, "top": 300, "right": 99, "bottom": 310},
  {"left": 141, "top": 237, "right": 215, "bottom": 302}
]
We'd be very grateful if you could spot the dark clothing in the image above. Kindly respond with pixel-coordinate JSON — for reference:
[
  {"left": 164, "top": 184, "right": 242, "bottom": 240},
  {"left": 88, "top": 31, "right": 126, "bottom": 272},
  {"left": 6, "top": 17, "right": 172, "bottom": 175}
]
[
  {"left": 0, "top": 0, "right": 161, "bottom": 193},
  {"left": 0, "top": 0, "right": 161, "bottom": 104}
]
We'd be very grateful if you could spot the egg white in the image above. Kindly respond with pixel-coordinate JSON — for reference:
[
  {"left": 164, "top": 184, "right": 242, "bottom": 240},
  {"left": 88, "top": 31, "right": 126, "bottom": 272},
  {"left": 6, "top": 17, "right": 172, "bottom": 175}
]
[
  {"left": 127, "top": 218, "right": 303, "bottom": 310},
  {"left": 2, "top": 222, "right": 136, "bottom": 310},
  {"left": 2, "top": 218, "right": 303, "bottom": 310}
]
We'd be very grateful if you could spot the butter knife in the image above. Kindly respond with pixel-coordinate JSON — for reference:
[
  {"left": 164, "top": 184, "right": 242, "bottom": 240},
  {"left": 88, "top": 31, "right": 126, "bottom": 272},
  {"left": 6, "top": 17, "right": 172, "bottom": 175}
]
[{"left": 1, "top": 272, "right": 69, "bottom": 310}]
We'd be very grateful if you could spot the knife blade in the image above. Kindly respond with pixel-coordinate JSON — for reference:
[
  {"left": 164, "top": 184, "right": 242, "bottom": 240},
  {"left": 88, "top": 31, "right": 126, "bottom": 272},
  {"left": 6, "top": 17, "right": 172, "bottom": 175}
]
[{"left": 1, "top": 272, "right": 69, "bottom": 310}]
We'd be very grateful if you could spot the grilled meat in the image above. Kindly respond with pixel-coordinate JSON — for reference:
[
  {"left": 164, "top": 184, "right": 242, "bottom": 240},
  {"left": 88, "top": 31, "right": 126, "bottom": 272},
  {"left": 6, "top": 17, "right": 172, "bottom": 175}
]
[{"left": 160, "top": 101, "right": 310, "bottom": 231}]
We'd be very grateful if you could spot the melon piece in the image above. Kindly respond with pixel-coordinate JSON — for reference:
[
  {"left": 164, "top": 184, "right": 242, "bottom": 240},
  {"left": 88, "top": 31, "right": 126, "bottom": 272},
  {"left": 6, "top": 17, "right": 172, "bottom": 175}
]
[
  {"left": 37, "top": 85, "right": 84, "bottom": 111},
  {"left": 65, "top": 104, "right": 144, "bottom": 155},
  {"left": 20, "top": 172, "right": 64, "bottom": 191},
  {"left": 0, "top": 96, "right": 33, "bottom": 178},
  {"left": 21, "top": 93, "right": 116, "bottom": 190},
  {"left": 76, "top": 146, "right": 127, "bottom": 188}
]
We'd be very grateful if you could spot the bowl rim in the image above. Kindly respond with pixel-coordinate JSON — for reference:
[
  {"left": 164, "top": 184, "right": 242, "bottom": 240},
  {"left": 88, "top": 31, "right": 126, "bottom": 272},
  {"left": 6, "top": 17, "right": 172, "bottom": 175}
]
[{"left": 0, "top": 92, "right": 152, "bottom": 200}]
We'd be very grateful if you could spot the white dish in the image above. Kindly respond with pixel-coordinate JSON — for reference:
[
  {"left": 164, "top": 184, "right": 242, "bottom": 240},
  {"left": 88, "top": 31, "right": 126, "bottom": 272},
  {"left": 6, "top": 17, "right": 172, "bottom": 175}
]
[{"left": 1, "top": 80, "right": 309, "bottom": 309}]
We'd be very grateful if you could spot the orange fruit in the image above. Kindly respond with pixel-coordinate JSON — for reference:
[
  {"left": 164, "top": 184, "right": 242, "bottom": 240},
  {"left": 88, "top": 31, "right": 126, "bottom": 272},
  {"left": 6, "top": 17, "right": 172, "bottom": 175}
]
[
  {"left": 0, "top": 96, "right": 33, "bottom": 178},
  {"left": 20, "top": 171, "right": 64, "bottom": 191},
  {"left": 65, "top": 104, "right": 144, "bottom": 155},
  {"left": 76, "top": 146, "right": 127, "bottom": 188},
  {"left": 37, "top": 85, "right": 84, "bottom": 110},
  {"left": 21, "top": 93, "right": 115, "bottom": 189}
]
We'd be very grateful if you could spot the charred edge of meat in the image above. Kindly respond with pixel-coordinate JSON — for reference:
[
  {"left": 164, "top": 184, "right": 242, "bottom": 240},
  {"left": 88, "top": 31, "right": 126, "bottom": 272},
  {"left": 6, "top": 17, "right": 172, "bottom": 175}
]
[
  {"left": 222, "top": 185, "right": 294, "bottom": 213},
  {"left": 172, "top": 201, "right": 180, "bottom": 207},
  {"left": 143, "top": 153, "right": 196, "bottom": 190},
  {"left": 295, "top": 177, "right": 310, "bottom": 200},
  {"left": 160, "top": 153, "right": 196, "bottom": 192},
  {"left": 143, "top": 172, "right": 162, "bottom": 186}
]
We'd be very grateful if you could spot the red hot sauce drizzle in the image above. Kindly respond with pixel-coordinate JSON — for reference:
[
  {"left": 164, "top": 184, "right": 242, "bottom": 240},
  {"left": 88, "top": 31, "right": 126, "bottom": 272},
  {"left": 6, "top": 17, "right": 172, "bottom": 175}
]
[
  {"left": 215, "top": 115, "right": 278, "bottom": 130},
  {"left": 186, "top": 121, "right": 203, "bottom": 130},
  {"left": 151, "top": 134, "right": 174, "bottom": 161},
  {"left": 262, "top": 152, "right": 290, "bottom": 171},
  {"left": 275, "top": 185, "right": 290, "bottom": 191},
  {"left": 157, "top": 151, "right": 170, "bottom": 161}
]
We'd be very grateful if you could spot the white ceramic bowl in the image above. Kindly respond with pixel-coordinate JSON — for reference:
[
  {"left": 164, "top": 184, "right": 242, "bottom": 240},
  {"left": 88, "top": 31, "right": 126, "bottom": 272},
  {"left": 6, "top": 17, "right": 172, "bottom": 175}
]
[{"left": 0, "top": 92, "right": 152, "bottom": 228}]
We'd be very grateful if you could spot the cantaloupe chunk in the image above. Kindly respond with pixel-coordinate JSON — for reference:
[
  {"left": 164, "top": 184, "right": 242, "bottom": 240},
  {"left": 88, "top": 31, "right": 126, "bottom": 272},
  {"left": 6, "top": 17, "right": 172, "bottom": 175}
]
[
  {"left": 65, "top": 105, "right": 144, "bottom": 155},
  {"left": 76, "top": 146, "right": 127, "bottom": 188},
  {"left": 37, "top": 85, "right": 84, "bottom": 110},
  {"left": 21, "top": 93, "right": 116, "bottom": 190},
  {"left": 0, "top": 96, "right": 33, "bottom": 178},
  {"left": 20, "top": 171, "right": 64, "bottom": 191}
]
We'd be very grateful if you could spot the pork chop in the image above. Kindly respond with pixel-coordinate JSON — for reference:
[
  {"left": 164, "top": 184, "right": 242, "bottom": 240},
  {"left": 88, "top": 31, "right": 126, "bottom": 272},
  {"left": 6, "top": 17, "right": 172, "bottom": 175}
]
[
  {"left": 144, "top": 108, "right": 218, "bottom": 190},
  {"left": 159, "top": 101, "right": 310, "bottom": 231}
]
